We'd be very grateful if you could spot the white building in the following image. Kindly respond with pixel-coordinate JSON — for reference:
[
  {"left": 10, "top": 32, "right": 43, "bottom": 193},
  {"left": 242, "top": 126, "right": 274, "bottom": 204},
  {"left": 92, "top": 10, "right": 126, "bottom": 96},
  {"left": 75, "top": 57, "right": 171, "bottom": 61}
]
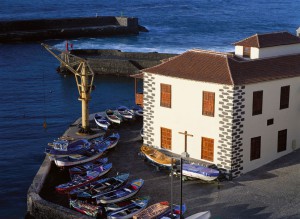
[{"left": 134, "top": 31, "right": 300, "bottom": 178}]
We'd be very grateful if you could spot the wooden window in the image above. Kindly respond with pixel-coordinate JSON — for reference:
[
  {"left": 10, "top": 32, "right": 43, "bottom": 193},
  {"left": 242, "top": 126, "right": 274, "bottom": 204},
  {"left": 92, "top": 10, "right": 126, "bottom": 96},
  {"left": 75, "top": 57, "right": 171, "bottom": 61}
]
[
  {"left": 280, "top": 86, "right": 290, "bottom": 110},
  {"left": 201, "top": 137, "right": 214, "bottom": 162},
  {"left": 278, "top": 129, "right": 287, "bottom": 152},
  {"left": 252, "top": 91, "right": 263, "bottom": 116},
  {"left": 161, "top": 127, "right": 172, "bottom": 150},
  {"left": 202, "top": 91, "right": 215, "bottom": 117},
  {"left": 243, "top": 46, "right": 251, "bottom": 58},
  {"left": 250, "top": 136, "right": 261, "bottom": 161},
  {"left": 160, "top": 84, "right": 171, "bottom": 108}
]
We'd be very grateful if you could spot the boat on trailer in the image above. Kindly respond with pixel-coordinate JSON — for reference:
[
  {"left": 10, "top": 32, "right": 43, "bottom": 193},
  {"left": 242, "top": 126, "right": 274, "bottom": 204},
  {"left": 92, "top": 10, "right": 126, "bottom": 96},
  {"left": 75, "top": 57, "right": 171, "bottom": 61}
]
[{"left": 182, "top": 163, "right": 219, "bottom": 181}]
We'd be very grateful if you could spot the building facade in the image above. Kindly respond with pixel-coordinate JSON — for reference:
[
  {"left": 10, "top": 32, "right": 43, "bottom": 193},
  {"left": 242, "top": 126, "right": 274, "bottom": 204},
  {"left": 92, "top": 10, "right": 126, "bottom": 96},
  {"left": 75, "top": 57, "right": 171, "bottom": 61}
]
[{"left": 140, "top": 31, "right": 300, "bottom": 178}]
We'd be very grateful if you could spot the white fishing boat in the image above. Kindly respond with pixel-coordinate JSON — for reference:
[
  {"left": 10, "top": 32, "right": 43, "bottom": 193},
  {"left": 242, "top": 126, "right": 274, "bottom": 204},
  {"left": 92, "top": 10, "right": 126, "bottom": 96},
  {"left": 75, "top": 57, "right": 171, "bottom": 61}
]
[
  {"left": 116, "top": 106, "right": 134, "bottom": 120},
  {"left": 185, "top": 211, "right": 211, "bottom": 219},
  {"left": 182, "top": 163, "right": 219, "bottom": 181},
  {"left": 94, "top": 113, "right": 111, "bottom": 130},
  {"left": 105, "top": 109, "right": 122, "bottom": 124},
  {"left": 53, "top": 141, "right": 109, "bottom": 167}
]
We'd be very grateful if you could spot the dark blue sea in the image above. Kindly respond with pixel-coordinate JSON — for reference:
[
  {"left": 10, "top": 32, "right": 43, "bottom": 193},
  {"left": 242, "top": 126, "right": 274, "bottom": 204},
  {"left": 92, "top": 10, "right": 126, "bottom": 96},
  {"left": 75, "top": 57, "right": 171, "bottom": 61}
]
[{"left": 1, "top": 0, "right": 300, "bottom": 218}]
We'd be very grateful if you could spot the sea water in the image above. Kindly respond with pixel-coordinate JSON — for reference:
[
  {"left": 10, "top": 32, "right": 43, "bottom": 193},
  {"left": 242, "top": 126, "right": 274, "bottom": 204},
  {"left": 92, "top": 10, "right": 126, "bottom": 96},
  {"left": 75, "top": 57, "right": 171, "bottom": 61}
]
[{"left": 0, "top": 0, "right": 300, "bottom": 217}]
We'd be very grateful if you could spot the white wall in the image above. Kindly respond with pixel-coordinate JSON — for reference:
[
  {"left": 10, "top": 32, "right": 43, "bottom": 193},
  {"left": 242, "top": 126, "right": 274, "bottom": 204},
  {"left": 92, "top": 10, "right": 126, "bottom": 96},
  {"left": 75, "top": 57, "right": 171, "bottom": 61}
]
[
  {"left": 257, "top": 44, "right": 300, "bottom": 59},
  {"left": 235, "top": 44, "right": 300, "bottom": 59},
  {"left": 235, "top": 46, "right": 244, "bottom": 56},
  {"left": 242, "top": 77, "right": 300, "bottom": 173},
  {"left": 149, "top": 74, "right": 224, "bottom": 164}
]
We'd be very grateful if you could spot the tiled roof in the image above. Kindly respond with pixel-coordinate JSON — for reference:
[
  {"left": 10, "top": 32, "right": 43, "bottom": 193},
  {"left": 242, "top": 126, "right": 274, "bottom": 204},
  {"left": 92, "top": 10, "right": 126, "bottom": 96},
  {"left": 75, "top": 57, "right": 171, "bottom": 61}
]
[
  {"left": 233, "top": 32, "right": 300, "bottom": 48},
  {"left": 143, "top": 49, "right": 300, "bottom": 85}
]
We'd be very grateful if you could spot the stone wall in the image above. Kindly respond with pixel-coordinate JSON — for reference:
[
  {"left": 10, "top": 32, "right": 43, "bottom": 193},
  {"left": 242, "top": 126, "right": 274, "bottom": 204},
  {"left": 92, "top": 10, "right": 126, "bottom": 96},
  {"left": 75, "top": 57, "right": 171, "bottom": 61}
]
[
  {"left": 217, "top": 85, "right": 245, "bottom": 178},
  {"left": 143, "top": 73, "right": 156, "bottom": 147},
  {"left": 66, "top": 50, "right": 177, "bottom": 76}
]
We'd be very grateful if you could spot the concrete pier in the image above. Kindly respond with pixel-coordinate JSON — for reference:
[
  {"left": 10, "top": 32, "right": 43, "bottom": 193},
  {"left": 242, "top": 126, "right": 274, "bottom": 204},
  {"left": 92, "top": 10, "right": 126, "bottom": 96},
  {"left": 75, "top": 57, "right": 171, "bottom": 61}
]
[
  {"left": 27, "top": 114, "right": 300, "bottom": 218},
  {"left": 0, "top": 16, "right": 145, "bottom": 43}
]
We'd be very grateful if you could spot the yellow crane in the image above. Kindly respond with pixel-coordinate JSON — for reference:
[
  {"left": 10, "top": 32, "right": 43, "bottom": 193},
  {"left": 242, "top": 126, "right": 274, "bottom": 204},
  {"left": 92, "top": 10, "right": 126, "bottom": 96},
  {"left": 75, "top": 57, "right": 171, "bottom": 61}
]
[{"left": 41, "top": 43, "right": 95, "bottom": 134}]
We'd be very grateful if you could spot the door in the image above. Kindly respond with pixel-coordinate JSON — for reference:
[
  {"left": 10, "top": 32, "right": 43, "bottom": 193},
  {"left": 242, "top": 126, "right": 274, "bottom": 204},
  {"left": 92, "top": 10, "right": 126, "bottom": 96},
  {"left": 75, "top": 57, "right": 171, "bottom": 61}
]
[{"left": 201, "top": 137, "right": 214, "bottom": 162}]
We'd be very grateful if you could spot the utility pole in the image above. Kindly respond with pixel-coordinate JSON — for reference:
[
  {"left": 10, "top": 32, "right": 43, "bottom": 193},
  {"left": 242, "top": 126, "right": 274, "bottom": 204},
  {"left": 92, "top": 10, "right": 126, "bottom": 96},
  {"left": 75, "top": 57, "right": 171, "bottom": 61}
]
[{"left": 178, "top": 131, "right": 193, "bottom": 219}]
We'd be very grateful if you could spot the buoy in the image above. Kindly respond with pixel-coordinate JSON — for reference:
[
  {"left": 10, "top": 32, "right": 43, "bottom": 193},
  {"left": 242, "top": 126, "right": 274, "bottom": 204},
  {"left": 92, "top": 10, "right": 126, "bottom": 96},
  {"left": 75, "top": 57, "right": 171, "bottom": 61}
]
[{"left": 43, "top": 120, "right": 47, "bottom": 129}]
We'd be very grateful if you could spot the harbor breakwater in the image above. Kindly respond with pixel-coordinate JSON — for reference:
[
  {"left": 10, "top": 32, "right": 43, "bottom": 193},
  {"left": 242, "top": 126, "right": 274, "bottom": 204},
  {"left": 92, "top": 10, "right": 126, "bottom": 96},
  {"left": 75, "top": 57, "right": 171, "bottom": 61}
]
[
  {"left": 61, "top": 49, "right": 177, "bottom": 76},
  {"left": 0, "top": 16, "right": 146, "bottom": 43}
]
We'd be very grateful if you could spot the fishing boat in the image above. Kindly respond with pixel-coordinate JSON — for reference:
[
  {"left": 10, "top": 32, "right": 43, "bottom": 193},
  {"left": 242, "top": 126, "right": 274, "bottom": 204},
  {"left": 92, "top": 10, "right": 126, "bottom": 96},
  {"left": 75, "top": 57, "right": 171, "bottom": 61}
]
[
  {"left": 182, "top": 163, "right": 219, "bottom": 181},
  {"left": 45, "top": 139, "right": 91, "bottom": 159},
  {"left": 70, "top": 199, "right": 103, "bottom": 217},
  {"left": 131, "top": 105, "right": 143, "bottom": 117},
  {"left": 140, "top": 145, "right": 173, "bottom": 168},
  {"left": 69, "top": 157, "right": 108, "bottom": 175},
  {"left": 106, "top": 196, "right": 150, "bottom": 219},
  {"left": 56, "top": 163, "right": 112, "bottom": 194},
  {"left": 92, "top": 132, "right": 120, "bottom": 150},
  {"left": 93, "top": 179, "right": 144, "bottom": 204},
  {"left": 140, "top": 128, "right": 144, "bottom": 139},
  {"left": 133, "top": 201, "right": 170, "bottom": 219},
  {"left": 116, "top": 105, "right": 134, "bottom": 120},
  {"left": 69, "top": 173, "right": 129, "bottom": 201},
  {"left": 94, "top": 113, "right": 111, "bottom": 130},
  {"left": 105, "top": 109, "right": 122, "bottom": 124},
  {"left": 157, "top": 204, "right": 187, "bottom": 219},
  {"left": 185, "top": 211, "right": 211, "bottom": 219},
  {"left": 53, "top": 141, "right": 109, "bottom": 167}
]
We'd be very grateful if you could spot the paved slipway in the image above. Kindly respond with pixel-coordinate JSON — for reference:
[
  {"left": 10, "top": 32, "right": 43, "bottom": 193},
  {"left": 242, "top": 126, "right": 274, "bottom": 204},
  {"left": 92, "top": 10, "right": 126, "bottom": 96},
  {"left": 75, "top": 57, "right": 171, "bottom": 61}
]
[{"left": 29, "top": 114, "right": 300, "bottom": 219}]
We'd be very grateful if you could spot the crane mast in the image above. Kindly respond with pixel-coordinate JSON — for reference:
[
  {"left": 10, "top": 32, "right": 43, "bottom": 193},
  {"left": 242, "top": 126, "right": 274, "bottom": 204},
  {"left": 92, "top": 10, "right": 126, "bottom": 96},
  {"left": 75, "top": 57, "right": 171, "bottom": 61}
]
[{"left": 41, "top": 43, "right": 95, "bottom": 134}]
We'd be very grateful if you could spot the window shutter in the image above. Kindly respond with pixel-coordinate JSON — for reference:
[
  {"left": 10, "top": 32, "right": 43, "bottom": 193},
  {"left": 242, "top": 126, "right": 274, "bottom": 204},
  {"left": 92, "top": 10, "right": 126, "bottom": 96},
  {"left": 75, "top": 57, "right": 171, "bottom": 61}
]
[
  {"left": 202, "top": 91, "right": 215, "bottom": 117},
  {"left": 160, "top": 84, "right": 171, "bottom": 108}
]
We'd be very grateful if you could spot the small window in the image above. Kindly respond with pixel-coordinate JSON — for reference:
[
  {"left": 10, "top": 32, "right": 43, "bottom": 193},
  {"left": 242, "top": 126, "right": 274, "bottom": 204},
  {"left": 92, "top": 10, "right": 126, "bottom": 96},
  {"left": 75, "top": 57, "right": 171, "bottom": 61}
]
[
  {"left": 277, "top": 129, "right": 287, "bottom": 152},
  {"left": 252, "top": 91, "right": 263, "bottom": 116},
  {"left": 267, "top": 119, "right": 274, "bottom": 126},
  {"left": 280, "top": 86, "right": 290, "bottom": 110},
  {"left": 243, "top": 47, "right": 251, "bottom": 58},
  {"left": 202, "top": 91, "right": 215, "bottom": 117},
  {"left": 160, "top": 84, "right": 171, "bottom": 108},
  {"left": 161, "top": 127, "right": 172, "bottom": 150},
  {"left": 250, "top": 136, "right": 261, "bottom": 161}
]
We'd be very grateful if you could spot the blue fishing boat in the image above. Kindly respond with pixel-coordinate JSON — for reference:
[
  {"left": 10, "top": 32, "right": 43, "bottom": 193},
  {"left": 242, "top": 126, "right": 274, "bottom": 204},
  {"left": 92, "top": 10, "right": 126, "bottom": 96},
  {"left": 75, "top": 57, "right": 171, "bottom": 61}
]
[
  {"left": 94, "top": 113, "right": 111, "bottom": 130},
  {"left": 107, "top": 196, "right": 150, "bottom": 219},
  {"left": 69, "top": 157, "right": 108, "bottom": 175},
  {"left": 93, "top": 179, "right": 144, "bottom": 204},
  {"left": 182, "top": 163, "right": 219, "bottom": 181},
  {"left": 56, "top": 163, "right": 112, "bottom": 193},
  {"left": 69, "top": 173, "right": 129, "bottom": 201}
]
